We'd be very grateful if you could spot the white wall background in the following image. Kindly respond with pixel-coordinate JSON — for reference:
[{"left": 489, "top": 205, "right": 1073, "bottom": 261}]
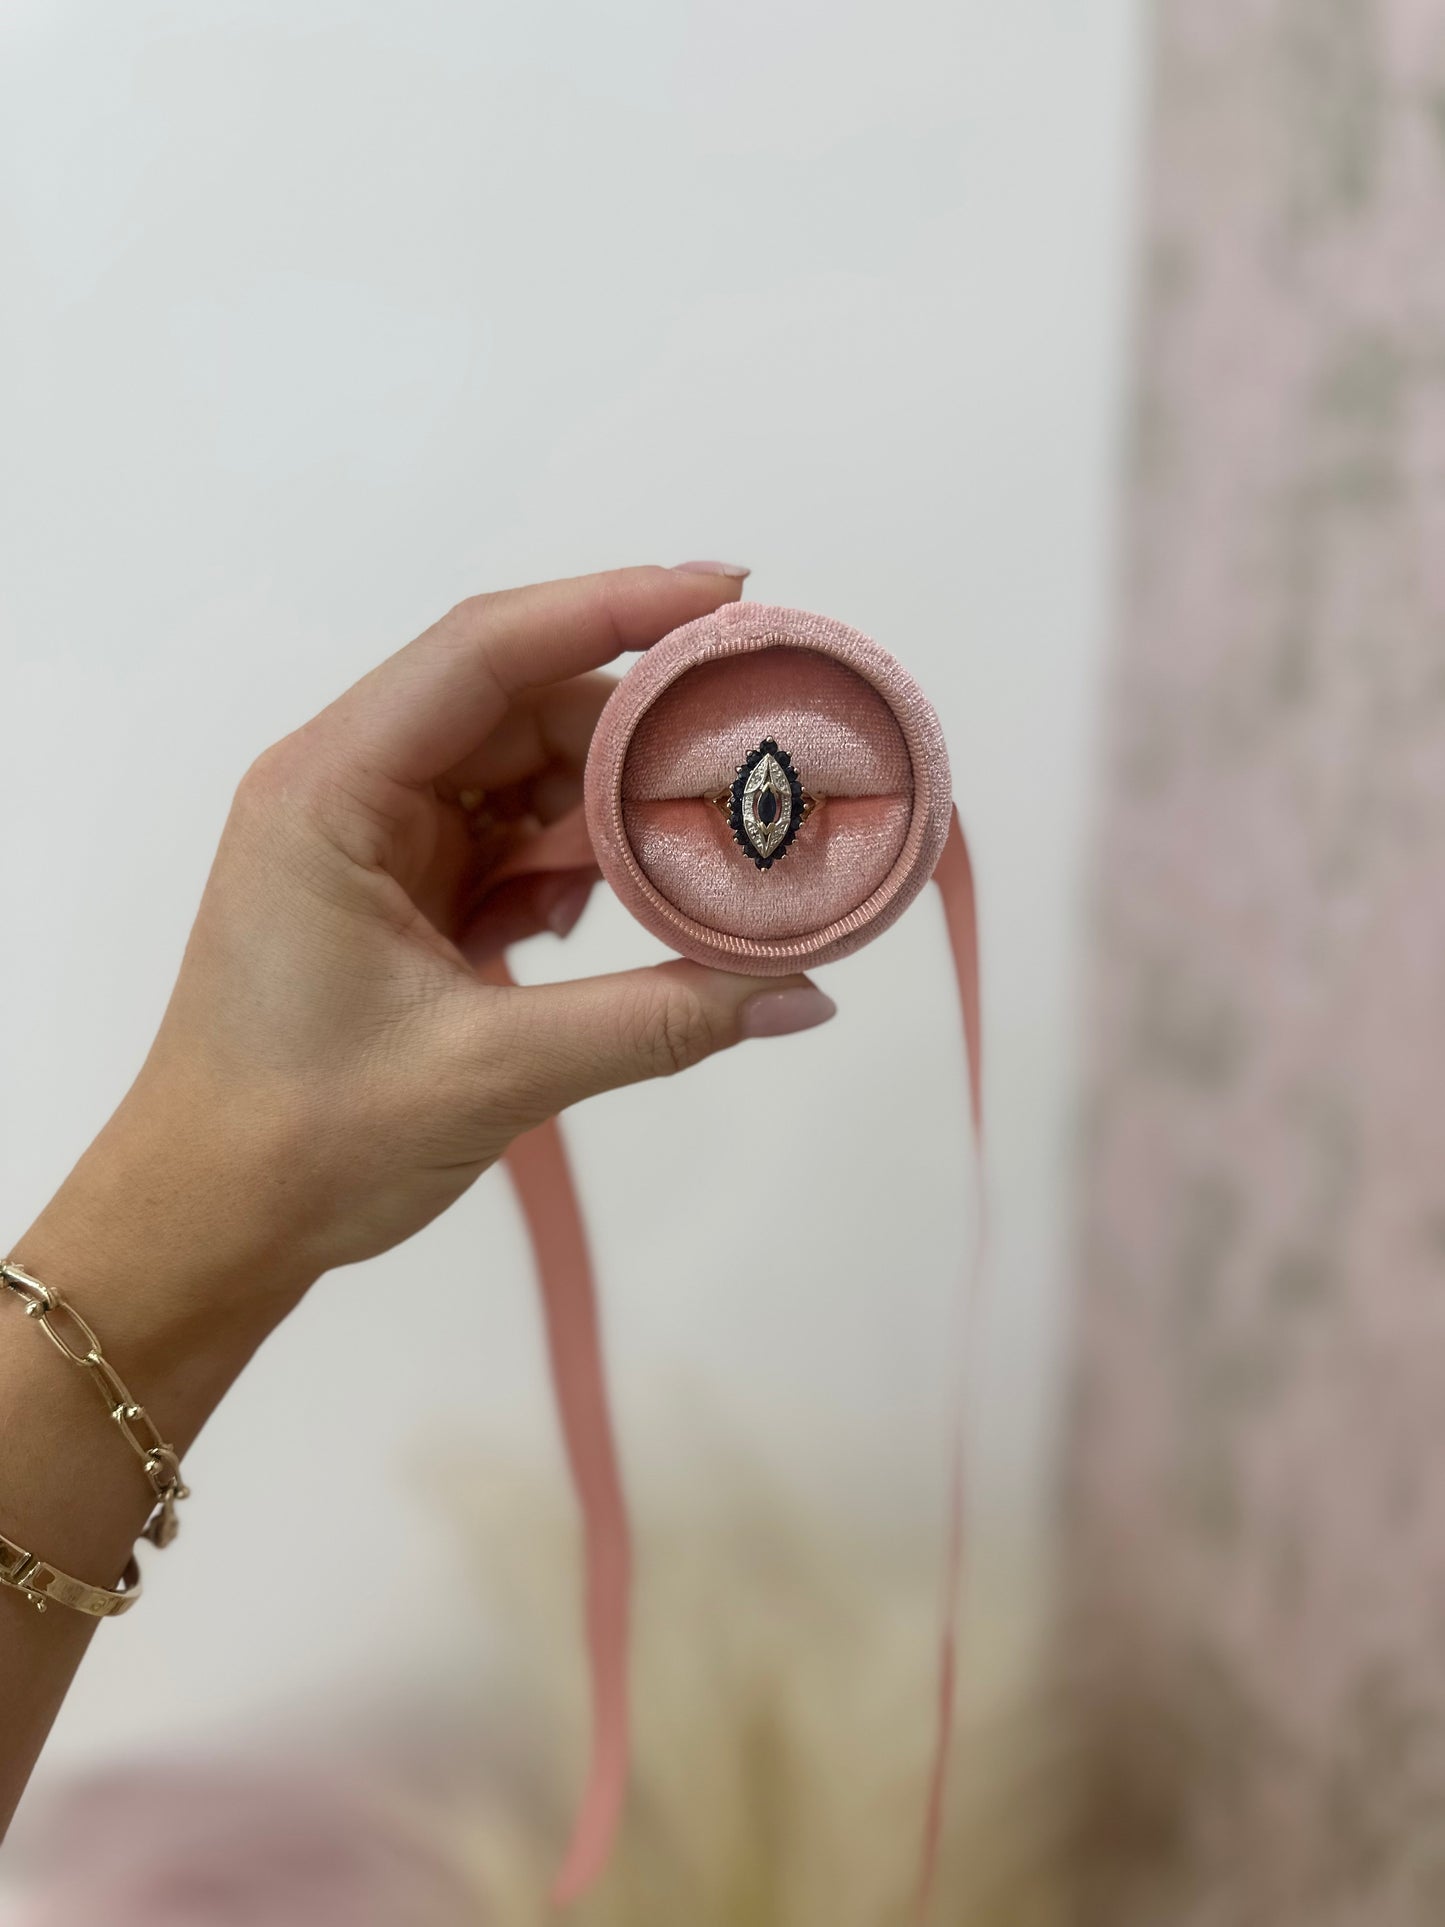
[{"left": 0, "top": 0, "right": 1142, "bottom": 1857}]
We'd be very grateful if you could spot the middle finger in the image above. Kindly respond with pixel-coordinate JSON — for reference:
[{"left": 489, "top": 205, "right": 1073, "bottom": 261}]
[{"left": 439, "top": 672, "right": 617, "bottom": 800}]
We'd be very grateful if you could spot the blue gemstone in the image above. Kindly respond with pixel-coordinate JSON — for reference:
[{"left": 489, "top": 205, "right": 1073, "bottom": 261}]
[{"left": 757, "top": 789, "right": 778, "bottom": 826}]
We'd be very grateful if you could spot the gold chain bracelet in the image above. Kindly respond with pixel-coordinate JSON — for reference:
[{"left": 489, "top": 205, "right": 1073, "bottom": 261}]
[{"left": 0, "top": 1257, "right": 190, "bottom": 1616}]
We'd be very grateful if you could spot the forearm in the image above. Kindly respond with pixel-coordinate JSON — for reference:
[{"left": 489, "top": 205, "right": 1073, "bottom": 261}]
[{"left": 0, "top": 1080, "right": 317, "bottom": 1837}]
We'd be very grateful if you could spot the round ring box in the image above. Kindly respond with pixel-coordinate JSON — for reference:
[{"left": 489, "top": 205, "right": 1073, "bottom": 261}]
[{"left": 584, "top": 602, "right": 953, "bottom": 974}]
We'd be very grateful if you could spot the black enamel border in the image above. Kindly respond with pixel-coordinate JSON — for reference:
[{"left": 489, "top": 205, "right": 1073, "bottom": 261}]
[{"left": 727, "top": 738, "right": 805, "bottom": 870}]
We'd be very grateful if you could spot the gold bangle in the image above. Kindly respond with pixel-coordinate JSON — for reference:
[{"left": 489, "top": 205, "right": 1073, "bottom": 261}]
[
  {"left": 0, "top": 1530, "right": 141, "bottom": 1617},
  {"left": 1, "top": 1257, "right": 190, "bottom": 1556}
]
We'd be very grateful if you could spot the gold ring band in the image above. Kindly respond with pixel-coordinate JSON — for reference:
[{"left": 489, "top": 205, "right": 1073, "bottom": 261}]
[{"left": 707, "top": 787, "right": 820, "bottom": 821}]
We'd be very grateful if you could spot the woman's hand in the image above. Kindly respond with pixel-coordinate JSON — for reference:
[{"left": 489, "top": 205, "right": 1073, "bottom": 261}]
[
  {"left": 18, "top": 566, "right": 836, "bottom": 1391},
  {"left": 143, "top": 563, "right": 832, "bottom": 1271}
]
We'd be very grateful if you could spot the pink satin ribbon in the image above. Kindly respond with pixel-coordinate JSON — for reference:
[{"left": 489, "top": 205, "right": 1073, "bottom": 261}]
[
  {"left": 915, "top": 812, "right": 984, "bottom": 1920},
  {"left": 485, "top": 805, "right": 982, "bottom": 1910}
]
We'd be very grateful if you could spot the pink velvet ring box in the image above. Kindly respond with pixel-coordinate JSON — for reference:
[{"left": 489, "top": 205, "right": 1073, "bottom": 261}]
[{"left": 583, "top": 601, "right": 954, "bottom": 971}]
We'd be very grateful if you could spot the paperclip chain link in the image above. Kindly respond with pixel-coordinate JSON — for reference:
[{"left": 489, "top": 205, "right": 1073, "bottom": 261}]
[{"left": 0, "top": 1258, "right": 190, "bottom": 1549}]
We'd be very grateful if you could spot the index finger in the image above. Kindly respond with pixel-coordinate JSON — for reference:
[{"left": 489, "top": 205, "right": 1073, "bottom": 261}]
[{"left": 315, "top": 564, "right": 750, "bottom": 788}]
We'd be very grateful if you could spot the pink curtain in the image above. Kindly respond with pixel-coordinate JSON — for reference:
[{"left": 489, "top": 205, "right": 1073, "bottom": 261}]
[{"left": 1065, "top": 5, "right": 1445, "bottom": 1922}]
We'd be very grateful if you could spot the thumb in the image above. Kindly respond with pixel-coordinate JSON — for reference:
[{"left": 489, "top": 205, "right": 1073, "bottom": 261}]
[{"left": 492, "top": 960, "right": 837, "bottom": 1122}]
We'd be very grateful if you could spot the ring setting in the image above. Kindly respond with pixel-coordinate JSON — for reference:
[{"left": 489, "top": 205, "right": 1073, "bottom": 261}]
[{"left": 708, "top": 739, "right": 820, "bottom": 870}]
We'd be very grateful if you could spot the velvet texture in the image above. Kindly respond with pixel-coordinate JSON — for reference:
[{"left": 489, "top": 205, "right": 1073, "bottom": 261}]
[{"left": 585, "top": 604, "right": 952, "bottom": 972}]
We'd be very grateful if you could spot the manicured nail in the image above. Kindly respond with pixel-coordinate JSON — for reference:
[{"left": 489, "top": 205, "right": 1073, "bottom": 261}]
[
  {"left": 546, "top": 878, "right": 593, "bottom": 938},
  {"left": 738, "top": 985, "right": 837, "bottom": 1040},
  {"left": 670, "top": 560, "right": 751, "bottom": 579}
]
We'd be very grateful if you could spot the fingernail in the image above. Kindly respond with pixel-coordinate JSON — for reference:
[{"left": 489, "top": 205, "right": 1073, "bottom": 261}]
[
  {"left": 546, "top": 878, "right": 593, "bottom": 938},
  {"left": 670, "top": 560, "right": 751, "bottom": 579},
  {"left": 738, "top": 985, "right": 837, "bottom": 1040}
]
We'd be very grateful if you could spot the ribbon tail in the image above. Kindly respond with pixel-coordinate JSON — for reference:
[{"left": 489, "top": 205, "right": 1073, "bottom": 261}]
[
  {"left": 487, "top": 953, "right": 632, "bottom": 1906},
  {"left": 916, "top": 806, "right": 987, "bottom": 1919},
  {"left": 482, "top": 800, "right": 982, "bottom": 1913}
]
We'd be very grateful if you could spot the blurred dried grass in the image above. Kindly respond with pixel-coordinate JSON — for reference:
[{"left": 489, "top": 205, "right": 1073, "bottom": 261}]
[{"left": 410, "top": 1440, "right": 1070, "bottom": 1927}]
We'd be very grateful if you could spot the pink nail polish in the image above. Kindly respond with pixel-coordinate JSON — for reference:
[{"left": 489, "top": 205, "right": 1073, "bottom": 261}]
[
  {"left": 738, "top": 985, "right": 837, "bottom": 1040},
  {"left": 670, "top": 560, "right": 751, "bottom": 579},
  {"left": 547, "top": 879, "right": 593, "bottom": 938}
]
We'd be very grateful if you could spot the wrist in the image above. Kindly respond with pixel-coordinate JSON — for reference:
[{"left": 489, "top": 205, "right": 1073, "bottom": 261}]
[{"left": 11, "top": 1071, "right": 321, "bottom": 1454}]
